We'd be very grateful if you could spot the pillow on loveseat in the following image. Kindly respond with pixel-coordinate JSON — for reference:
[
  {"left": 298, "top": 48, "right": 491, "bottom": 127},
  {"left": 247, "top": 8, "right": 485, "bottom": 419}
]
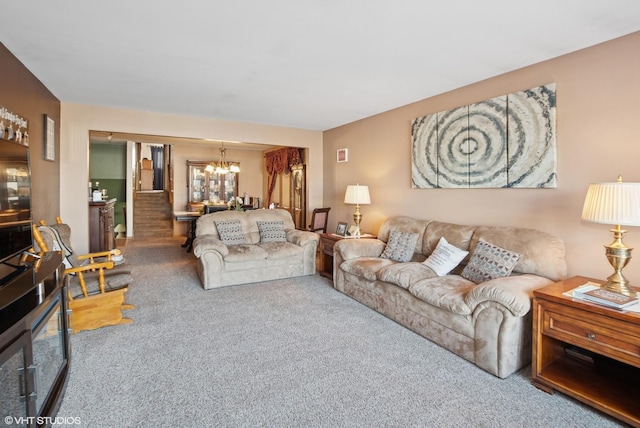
[
  {"left": 215, "top": 220, "right": 246, "bottom": 245},
  {"left": 422, "top": 237, "right": 468, "bottom": 276},
  {"left": 257, "top": 220, "right": 287, "bottom": 243},
  {"left": 381, "top": 230, "right": 419, "bottom": 262},
  {"left": 461, "top": 238, "right": 520, "bottom": 283}
]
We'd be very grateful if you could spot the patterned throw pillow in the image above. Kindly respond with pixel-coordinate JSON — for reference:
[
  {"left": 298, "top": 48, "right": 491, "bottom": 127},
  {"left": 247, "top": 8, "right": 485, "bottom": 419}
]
[
  {"left": 215, "top": 220, "right": 246, "bottom": 245},
  {"left": 422, "top": 237, "right": 469, "bottom": 276},
  {"left": 461, "top": 238, "right": 520, "bottom": 284},
  {"left": 380, "top": 230, "right": 419, "bottom": 262},
  {"left": 257, "top": 220, "right": 287, "bottom": 243}
]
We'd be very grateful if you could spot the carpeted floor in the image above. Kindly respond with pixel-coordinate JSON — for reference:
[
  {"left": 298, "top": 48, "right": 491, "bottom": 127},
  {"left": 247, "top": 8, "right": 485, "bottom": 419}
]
[{"left": 57, "top": 237, "right": 624, "bottom": 427}]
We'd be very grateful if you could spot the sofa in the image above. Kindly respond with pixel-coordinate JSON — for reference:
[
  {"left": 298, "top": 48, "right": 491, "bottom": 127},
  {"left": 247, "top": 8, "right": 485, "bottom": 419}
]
[
  {"left": 193, "top": 209, "right": 319, "bottom": 289},
  {"left": 333, "top": 216, "right": 566, "bottom": 378}
]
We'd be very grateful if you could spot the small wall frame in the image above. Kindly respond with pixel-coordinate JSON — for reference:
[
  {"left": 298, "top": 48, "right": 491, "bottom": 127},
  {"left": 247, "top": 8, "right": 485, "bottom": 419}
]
[
  {"left": 337, "top": 148, "right": 348, "bottom": 163},
  {"left": 44, "top": 115, "right": 55, "bottom": 161}
]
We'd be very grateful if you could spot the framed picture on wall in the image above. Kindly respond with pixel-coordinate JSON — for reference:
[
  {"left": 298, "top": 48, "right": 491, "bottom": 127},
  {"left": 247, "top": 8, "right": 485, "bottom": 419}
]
[
  {"left": 44, "top": 115, "right": 55, "bottom": 161},
  {"left": 337, "top": 148, "right": 348, "bottom": 163}
]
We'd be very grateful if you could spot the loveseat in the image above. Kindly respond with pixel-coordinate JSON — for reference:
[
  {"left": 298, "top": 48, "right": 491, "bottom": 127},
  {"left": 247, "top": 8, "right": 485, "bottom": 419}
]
[
  {"left": 193, "top": 209, "right": 319, "bottom": 289},
  {"left": 333, "top": 216, "right": 566, "bottom": 378}
]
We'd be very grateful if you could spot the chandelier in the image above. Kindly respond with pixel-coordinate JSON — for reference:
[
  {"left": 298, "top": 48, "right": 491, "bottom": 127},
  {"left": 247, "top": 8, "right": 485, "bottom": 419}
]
[{"left": 205, "top": 143, "right": 240, "bottom": 175}]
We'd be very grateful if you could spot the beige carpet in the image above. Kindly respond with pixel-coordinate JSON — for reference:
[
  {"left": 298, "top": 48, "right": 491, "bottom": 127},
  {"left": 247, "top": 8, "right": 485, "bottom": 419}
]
[{"left": 57, "top": 236, "right": 623, "bottom": 427}]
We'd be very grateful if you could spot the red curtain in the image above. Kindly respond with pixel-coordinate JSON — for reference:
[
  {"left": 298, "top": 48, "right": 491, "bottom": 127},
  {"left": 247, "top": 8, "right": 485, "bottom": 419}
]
[{"left": 265, "top": 147, "right": 302, "bottom": 207}]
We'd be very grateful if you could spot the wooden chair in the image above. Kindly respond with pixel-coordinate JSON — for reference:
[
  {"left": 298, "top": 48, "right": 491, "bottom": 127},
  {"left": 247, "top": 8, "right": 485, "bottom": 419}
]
[
  {"left": 308, "top": 207, "right": 331, "bottom": 234},
  {"left": 32, "top": 217, "right": 134, "bottom": 334}
]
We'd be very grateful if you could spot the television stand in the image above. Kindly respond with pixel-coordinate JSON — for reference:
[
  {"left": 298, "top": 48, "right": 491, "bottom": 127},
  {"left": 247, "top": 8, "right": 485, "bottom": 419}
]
[{"left": 0, "top": 252, "right": 70, "bottom": 427}]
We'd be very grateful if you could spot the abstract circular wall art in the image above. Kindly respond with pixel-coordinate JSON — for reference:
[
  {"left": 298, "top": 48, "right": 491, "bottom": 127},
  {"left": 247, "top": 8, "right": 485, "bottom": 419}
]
[{"left": 411, "top": 83, "right": 556, "bottom": 189}]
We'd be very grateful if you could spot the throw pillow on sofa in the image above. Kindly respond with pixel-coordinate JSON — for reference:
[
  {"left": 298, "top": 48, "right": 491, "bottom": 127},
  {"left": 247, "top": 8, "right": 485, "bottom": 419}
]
[
  {"left": 422, "top": 237, "right": 468, "bottom": 276},
  {"left": 215, "top": 220, "right": 246, "bottom": 245},
  {"left": 257, "top": 220, "right": 287, "bottom": 243},
  {"left": 461, "top": 238, "right": 520, "bottom": 283},
  {"left": 381, "top": 230, "right": 419, "bottom": 262}
]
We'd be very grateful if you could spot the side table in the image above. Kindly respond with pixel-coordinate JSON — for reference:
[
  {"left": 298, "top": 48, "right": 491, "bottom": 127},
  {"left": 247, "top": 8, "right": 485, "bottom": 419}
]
[
  {"left": 532, "top": 276, "right": 640, "bottom": 426},
  {"left": 173, "top": 211, "right": 201, "bottom": 252},
  {"left": 318, "top": 233, "right": 375, "bottom": 281}
]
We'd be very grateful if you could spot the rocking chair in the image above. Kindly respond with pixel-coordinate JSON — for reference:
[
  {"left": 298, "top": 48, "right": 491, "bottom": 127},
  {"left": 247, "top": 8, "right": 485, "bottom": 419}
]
[{"left": 32, "top": 217, "right": 134, "bottom": 334}]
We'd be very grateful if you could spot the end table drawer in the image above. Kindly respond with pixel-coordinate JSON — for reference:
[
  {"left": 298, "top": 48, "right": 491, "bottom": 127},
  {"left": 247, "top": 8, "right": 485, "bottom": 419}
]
[{"left": 540, "top": 301, "right": 640, "bottom": 367}]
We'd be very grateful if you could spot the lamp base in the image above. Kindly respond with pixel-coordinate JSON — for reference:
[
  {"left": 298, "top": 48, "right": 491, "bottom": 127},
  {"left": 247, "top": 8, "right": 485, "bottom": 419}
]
[
  {"left": 601, "top": 233, "right": 637, "bottom": 297},
  {"left": 600, "top": 269, "right": 638, "bottom": 297},
  {"left": 352, "top": 205, "right": 363, "bottom": 237}
]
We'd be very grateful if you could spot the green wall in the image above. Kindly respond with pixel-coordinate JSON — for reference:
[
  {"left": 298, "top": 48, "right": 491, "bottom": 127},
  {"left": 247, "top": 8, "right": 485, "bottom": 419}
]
[{"left": 90, "top": 143, "right": 127, "bottom": 228}]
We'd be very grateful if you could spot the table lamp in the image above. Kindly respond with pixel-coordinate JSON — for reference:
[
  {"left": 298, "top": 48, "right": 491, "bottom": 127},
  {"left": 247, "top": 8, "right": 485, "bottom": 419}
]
[
  {"left": 344, "top": 184, "right": 371, "bottom": 237},
  {"left": 581, "top": 176, "right": 640, "bottom": 297},
  {"left": 114, "top": 223, "right": 126, "bottom": 239}
]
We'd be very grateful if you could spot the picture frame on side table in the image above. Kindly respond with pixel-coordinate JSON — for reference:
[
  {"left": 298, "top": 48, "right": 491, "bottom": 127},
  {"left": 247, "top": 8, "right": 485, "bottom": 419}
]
[
  {"left": 336, "top": 222, "right": 348, "bottom": 236},
  {"left": 44, "top": 115, "right": 55, "bottom": 161},
  {"left": 337, "top": 148, "right": 348, "bottom": 163}
]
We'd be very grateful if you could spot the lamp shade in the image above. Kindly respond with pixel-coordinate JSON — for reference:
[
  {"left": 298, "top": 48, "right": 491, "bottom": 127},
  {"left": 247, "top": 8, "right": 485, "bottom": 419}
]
[
  {"left": 344, "top": 185, "right": 371, "bottom": 205},
  {"left": 581, "top": 180, "right": 640, "bottom": 226}
]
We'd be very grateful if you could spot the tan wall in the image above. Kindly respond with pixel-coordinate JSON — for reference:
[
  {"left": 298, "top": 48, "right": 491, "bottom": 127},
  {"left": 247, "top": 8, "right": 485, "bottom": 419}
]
[
  {"left": 0, "top": 43, "right": 60, "bottom": 224},
  {"left": 323, "top": 31, "right": 640, "bottom": 284},
  {"left": 61, "top": 103, "right": 323, "bottom": 254}
]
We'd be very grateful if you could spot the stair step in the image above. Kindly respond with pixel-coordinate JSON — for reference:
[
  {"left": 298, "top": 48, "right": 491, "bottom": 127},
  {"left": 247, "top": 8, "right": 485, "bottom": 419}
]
[{"left": 133, "top": 191, "right": 173, "bottom": 238}]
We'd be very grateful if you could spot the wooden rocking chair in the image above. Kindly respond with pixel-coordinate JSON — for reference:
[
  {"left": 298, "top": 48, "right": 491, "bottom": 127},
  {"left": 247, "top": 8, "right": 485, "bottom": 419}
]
[{"left": 32, "top": 217, "right": 134, "bottom": 334}]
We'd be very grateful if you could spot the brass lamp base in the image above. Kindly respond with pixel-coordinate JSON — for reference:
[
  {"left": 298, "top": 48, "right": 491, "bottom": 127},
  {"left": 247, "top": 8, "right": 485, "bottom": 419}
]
[
  {"left": 600, "top": 226, "right": 637, "bottom": 297},
  {"left": 352, "top": 204, "right": 362, "bottom": 237}
]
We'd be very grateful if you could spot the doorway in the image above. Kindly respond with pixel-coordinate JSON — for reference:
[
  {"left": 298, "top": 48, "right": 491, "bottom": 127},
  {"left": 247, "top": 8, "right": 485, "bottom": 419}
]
[
  {"left": 137, "top": 143, "right": 166, "bottom": 191},
  {"left": 89, "top": 141, "right": 127, "bottom": 230}
]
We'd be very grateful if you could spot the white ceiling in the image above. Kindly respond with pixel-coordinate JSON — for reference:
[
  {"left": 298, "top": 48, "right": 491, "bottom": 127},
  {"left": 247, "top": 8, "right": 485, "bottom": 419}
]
[{"left": 2, "top": 1, "right": 640, "bottom": 131}]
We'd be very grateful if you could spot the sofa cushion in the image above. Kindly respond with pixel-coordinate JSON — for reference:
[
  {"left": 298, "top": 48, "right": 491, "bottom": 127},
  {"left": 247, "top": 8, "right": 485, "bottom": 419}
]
[
  {"left": 408, "top": 276, "right": 476, "bottom": 315},
  {"left": 422, "top": 221, "right": 475, "bottom": 255},
  {"left": 215, "top": 219, "right": 246, "bottom": 245},
  {"left": 381, "top": 230, "right": 419, "bottom": 262},
  {"left": 224, "top": 244, "right": 268, "bottom": 262},
  {"left": 257, "top": 220, "right": 287, "bottom": 243},
  {"left": 471, "top": 226, "right": 567, "bottom": 281},
  {"left": 461, "top": 238, "right": 520, "bottom": 284},
  {"left": 340, "top": 257, "right": 396, "bottom": 281},
  {"left": 377, "top": 262, "right": 438, "bottom": 289},
  {"left": 422, "top": 237, "right": 469, "bottom": 276},
  {"left": 257, "top": 241, "right": 302, "bottom": 259}
]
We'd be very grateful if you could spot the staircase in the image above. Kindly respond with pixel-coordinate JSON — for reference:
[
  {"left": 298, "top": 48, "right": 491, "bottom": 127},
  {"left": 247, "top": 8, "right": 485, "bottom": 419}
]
[{"left": 133, "top": 191, "right": 173, "bottom": 239}]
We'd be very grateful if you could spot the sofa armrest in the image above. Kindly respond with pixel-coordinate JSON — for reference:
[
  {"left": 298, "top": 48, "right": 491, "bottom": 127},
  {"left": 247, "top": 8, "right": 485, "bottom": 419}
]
[
  {"left": 334, "top": 238, "right": 386, "bottom": 261},
  {"left": 286, "top": 229, "right": 319, "bottom": 247},
  {"left": 193, "top": 234, "right": 229, "bottom": 258},
  {"left": 464, "top": 274, "right": 554, "bottom": 317}
]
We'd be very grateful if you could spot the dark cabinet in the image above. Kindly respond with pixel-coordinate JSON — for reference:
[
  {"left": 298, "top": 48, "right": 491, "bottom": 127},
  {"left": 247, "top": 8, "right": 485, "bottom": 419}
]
[
  {"left": 0, "top": 252, "right": 70, "bottom": 427},
  {"left": 89, "top": 198, "right": 115, "bottom": 252},
  {"left": 186, "top": 160, "right": 239, "bottom": 212}
]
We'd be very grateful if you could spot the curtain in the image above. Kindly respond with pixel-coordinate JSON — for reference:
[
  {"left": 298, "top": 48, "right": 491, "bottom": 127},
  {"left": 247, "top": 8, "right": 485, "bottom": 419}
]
[
  {"left": 150, "top": 146, "right": 163, "bottom": 190},
  {"left": 265, "top": 147, "right": 301, "bottom": 207}
]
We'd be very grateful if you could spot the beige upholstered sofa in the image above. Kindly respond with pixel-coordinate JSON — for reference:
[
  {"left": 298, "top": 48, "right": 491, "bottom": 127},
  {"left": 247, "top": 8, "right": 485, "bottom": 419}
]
[
  {"left": 333, "top": 216, "right": 566, "bottom": 378},
  {"left": 193, "top": 209, "right": 319, "bottom": 290}
]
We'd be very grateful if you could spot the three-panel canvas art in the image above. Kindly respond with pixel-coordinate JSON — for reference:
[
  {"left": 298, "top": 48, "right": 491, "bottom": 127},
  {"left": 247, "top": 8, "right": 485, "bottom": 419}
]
[{"left": 411, "top": 83, "right": 557, "bottom": 189}]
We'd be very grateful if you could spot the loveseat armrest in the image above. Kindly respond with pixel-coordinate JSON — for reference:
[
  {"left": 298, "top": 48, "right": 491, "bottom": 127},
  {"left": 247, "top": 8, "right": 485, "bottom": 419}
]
[
  {"left": 286, "top": 229, "right": 319, "bottom": 247},
  {"left": 334, "top": 238, "right": 386, "bottom": 261},
  {"left": 464, "top": 274, "right": 554, "bottom": 317},
  {"left": 193, "top": 234, "right": 229, "bottom": 258}
]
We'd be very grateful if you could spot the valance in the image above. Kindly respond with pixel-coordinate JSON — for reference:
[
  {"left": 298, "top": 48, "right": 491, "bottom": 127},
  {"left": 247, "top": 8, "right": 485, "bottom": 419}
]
[
  {"left": 265, "top": 147, "right": 302, "bottom": 207},
  {"left": 265, "top": 147, "right": 301, "bottom": 175}
]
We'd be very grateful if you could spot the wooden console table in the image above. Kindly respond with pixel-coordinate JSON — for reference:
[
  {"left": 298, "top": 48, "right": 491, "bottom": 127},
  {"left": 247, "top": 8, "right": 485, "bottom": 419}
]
[{"left": 532, "top": 276, "right": 640, "bottom": 426}]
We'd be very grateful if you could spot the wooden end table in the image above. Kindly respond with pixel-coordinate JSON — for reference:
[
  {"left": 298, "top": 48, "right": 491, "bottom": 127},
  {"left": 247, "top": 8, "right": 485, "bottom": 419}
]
[{"left": 532, "top": 276, "right": 640, "bottom": 426}]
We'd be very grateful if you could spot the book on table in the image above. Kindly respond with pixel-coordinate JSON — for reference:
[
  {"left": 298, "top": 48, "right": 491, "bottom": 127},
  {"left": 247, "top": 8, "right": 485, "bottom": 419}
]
[{"left": 570, "top": 282, "right": 639, "bottom": 309}]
